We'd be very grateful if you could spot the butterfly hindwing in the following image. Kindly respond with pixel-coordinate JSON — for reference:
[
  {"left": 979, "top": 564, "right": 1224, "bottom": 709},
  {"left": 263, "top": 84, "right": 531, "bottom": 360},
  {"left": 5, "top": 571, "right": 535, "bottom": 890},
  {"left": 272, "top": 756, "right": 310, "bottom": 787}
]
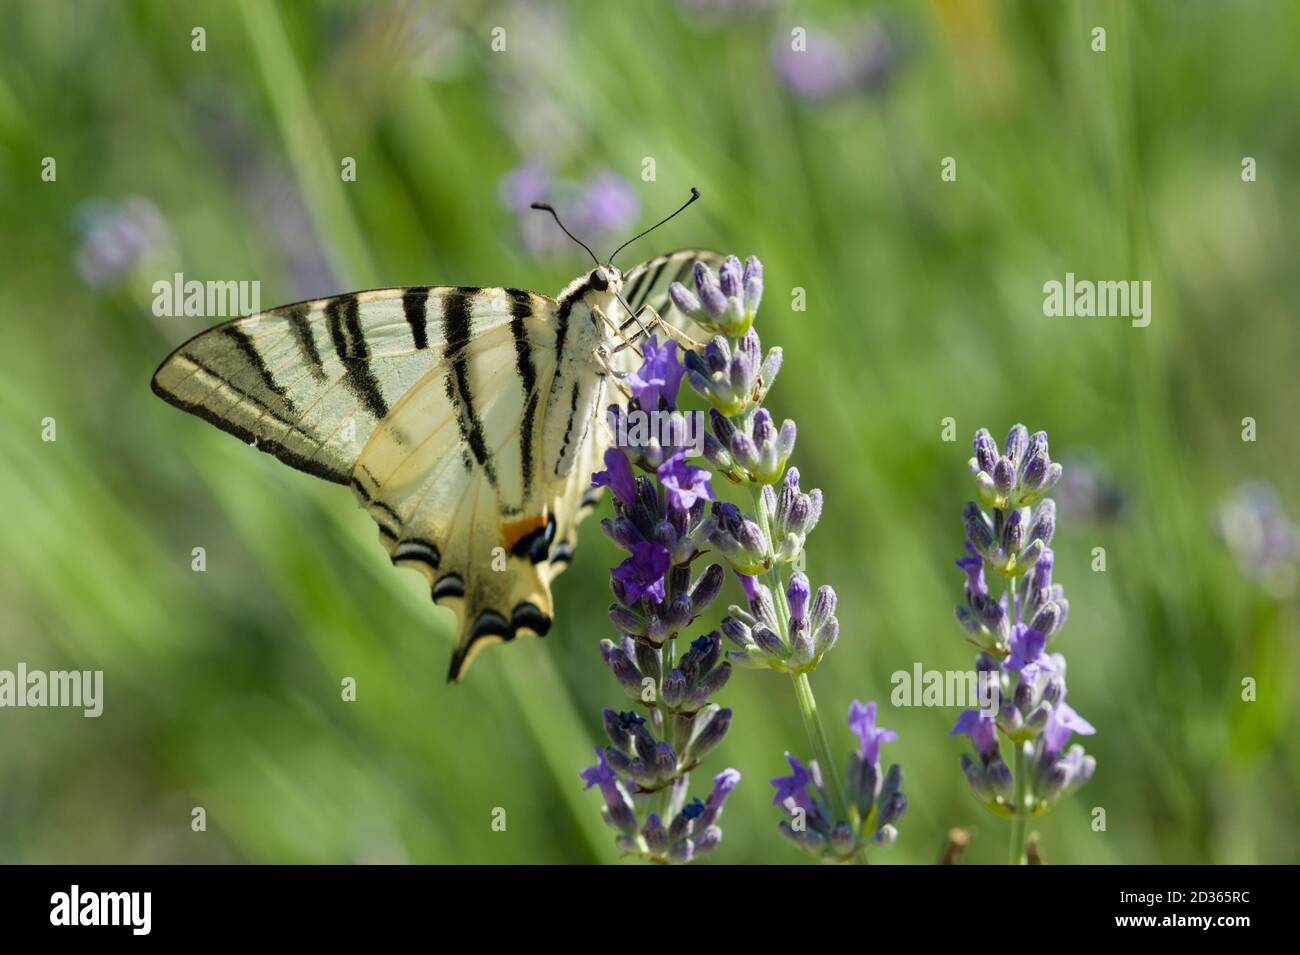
[{"left": 347, "top": 287, "right": 597, "bottom": 680}]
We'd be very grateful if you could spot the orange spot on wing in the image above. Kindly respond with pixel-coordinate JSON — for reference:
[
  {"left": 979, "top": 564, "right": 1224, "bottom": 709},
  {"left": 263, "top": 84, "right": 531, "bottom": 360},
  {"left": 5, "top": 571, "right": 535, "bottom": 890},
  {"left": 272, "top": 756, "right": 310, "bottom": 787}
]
[{"left": 501, "top": 511, "right": 548, "bottom": 551}]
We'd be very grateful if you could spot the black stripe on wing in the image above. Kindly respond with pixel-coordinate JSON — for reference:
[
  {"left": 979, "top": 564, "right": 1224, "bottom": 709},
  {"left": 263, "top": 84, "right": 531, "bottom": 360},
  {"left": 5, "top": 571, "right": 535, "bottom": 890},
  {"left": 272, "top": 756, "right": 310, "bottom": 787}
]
[
  {"left": 440, "top": 287, "right": 498, "bottom": 485},
  {"left": 325, "top": 294, "right": 390, "bottom": 420}
]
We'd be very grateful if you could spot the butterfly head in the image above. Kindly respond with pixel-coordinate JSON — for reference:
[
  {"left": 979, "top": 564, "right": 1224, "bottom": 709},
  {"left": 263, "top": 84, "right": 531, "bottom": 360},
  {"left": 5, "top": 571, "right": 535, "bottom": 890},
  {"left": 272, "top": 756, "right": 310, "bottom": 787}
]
[{"left": 587, "top": 265, "right": 622, "bottom": 295}]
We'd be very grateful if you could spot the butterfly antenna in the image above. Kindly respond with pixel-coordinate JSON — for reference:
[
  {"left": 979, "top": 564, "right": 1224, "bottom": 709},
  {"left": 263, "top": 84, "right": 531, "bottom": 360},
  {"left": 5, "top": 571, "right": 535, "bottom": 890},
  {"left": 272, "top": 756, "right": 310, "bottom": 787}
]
[
  {"left": 530, "top": 202, "right": 600, "bottom": 266},
  {"left": 607, "top": 187, "right": 701, "bottom": 266}
]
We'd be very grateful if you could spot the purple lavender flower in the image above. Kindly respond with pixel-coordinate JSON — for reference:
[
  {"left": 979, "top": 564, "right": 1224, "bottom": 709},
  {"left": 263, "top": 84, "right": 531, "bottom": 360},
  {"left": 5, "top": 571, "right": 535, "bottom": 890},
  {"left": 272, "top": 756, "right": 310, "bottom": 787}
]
[
  {"left": 770, "top": 752, "right": 816, "bottom": 809},
  {"left": 626, "top": 336, "right": 687, "bottom": 411},
  {"left": 776, "top": 701, "right": 905, "bottom": 860},
  {"left": 591, "top": 447, "right": 638, "bottom": 506},
  {"left": 849, "top": 700, "right": 898, "bottom": 766},
  {"left": 950, "top": 708, "right": 998, "bottom": 757},
  {"left": 612, "top": 542, "right": 671, "bottom": 605},
  {"left": 949, "top": 426, "right": 1095, "bottom": 861},
  {"left": 595, "top": 251, "right": 905, "bottom": 864},
  {"left": 1042, "top": 699, "right": 1096, "bottom": 755},
  {"left": 583, "top": 313, "right": 740, "bottom": 864},
  {"left": 657, "top": 452, "right": 715, "bottom": 512}
]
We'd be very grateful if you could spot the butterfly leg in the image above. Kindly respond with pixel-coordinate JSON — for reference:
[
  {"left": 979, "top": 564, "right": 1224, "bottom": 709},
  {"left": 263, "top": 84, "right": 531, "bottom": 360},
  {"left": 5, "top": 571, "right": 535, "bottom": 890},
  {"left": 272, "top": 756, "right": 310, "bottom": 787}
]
[
  {"left": 593, "top": 305, "right": 643, "bottom": 359},
  {"left": 642, "top": 304, "right": 706, "bottom": 351},
  {"left": 592, "top": 345, "right": 635, "bottom": 400}
]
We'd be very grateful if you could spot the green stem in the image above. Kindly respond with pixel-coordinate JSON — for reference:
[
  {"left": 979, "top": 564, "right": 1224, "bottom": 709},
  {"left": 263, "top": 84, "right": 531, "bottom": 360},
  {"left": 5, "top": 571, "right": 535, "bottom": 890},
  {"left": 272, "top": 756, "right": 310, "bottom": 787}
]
[
  {"left": 792, "top": 670, "right": 851, "bottom": 824},
  {"left": 748, "top": 485, "right": 852, "bottom": 829},
  {"left": 1008, "top": 739, "right": 1027, "bottom": 865}
]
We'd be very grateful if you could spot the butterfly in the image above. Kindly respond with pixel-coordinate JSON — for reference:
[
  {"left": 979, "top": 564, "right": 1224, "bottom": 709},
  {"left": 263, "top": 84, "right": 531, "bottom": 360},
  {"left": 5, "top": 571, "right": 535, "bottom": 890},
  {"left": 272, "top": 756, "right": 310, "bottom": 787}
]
[{"left": 152, "top": 193, "right": 720, "bottom": 680}]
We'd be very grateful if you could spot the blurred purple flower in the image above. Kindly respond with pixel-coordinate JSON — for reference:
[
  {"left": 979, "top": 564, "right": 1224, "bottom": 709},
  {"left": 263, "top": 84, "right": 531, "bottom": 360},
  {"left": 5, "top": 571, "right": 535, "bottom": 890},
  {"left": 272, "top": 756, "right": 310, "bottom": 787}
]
[
  {"left": 500, "top": 164, "right": 640, "bottom": 255},
  {"left": 772, "top": 20, "right": 905, "bottom": 100},
  {"left": 1042, "top": 701, "right": 1096, "bottom": 755},
  {"left": 950, "top": 708, "right": 998, "bottom": 757},
  {"left": 73, "top": 197, "right": 169, "bottom": 289},
  {"left": 1217, "top": 481, "right": 1300, "bottom": 598}
]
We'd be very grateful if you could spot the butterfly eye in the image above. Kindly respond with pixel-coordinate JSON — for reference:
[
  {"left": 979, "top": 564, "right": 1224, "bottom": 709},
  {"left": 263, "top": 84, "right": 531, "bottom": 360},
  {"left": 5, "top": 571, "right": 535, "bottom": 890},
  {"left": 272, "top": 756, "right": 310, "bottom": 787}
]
[{"left": 590, "top": 269, "right": 609, "bottom": 291}]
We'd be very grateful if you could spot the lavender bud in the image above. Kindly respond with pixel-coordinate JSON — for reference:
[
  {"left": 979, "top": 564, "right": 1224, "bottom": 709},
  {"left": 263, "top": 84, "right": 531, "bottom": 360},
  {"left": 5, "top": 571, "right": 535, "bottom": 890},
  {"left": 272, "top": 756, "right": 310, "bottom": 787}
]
[
  {"left": 599, "top": 639, "right": 643, "bottom": 698},
  {"left": 687, "top": 706, "right": 732, "bottom": 761},
  {"left": 604, "top": 747, "right": 632, "bottom": 775},
  {"left": 743, "top": 255, "right": 763, "bottom": 314},
  {"left": 1021, "top": 431, "right": 1050, "bottom": 489},
  {"left": 759, "top": 346, "right": 782, "bottom": 397},
  {"left": 600, "top": 517, "right": 643, "bottom": 552},
  {"left": 666, "top": 593, "right": 693, "bottom": 631},
  {"left": 642, "top": 813, "right": 668, "bottom": 854},
  {"left": 1001, "top": 507, "right": 1027, "bottom": 555},
  {"left": 720, "top": 615, "right": 754, "bottom": 649},
  {"left": 993, "top": 457, "right": 1016, "bottom": 497},
  {"left": 960, "top": 753, "right": 992, "bottom": 800},
  {"left": 603, "top": 709, "right": 631, "bottom": 751},
  {"left": 986, "top": 754, "right": 1014, "bottom": 801},
  {"left": 813, "top": 616, "right": 839, "bottom": 657},
  {"left": 749, "top": 582, "right": 779, "bottom": 630},
  {"left": 690, "top": 563, "right": 725, "bottom": 610},
  {"left": 829, "top": 822, "right": 856, "bottom": 856},
  {"left": 662, "top": 669, "right": 687, "bottom": 708},
  {"left": 964, "top": 502, "right": 996, "bottom": 556},
  {"left": 668, "top": 281, "right": 701, "bottom": 317},
  {"left": 606, "top": 797, "right": 640, "bottom": 836},
  {"left": 694, "top": 825, "right": 723, "bottom": 855},
  {"left": 608, "top": 603, "right": 646, "bottom": 637},
  {"left": 1018, "top": 538, "right": 1045, "bottom": 572},
  {"left": 702, "top": 430, "right": 734, "bottom": 473},
  {"left": 809, "top": 584, "right": 836, "bottom": 629},
  {"left": 1005, "top": 424, "right": 1029, "bottom": 466},
  {"left": 695, "top": 261, "right": 726, "bottom": 316},
  {"left": 634, "top": 644, "right": 660, "bottom": 686},
  {"left": 1028, "top": 498, "right": 1056, "bottom": 546},
  {"left": 668, "top": 837, "right": 695, "bottom": 865},
  {"left": 1041, "top": 676, "right": 1064, "bottom": 707},
  {"left": 1030, "top": 601, "right": 1061, "bottom": 637},
  {"left": 1026, "top": 702, "right": 1052, "bottom": 731},
  {"left": 719, "top": 255, "right": 743, "bottom": 298},
  {"left": 752, "top": 624, "right": 788, "bottom": 659},
  {"left": 973, "top": 428, "right": 998, "bottom": 475},
  {"left": 655, "top": 742, "right": 678, "bottom": 780},
  {"left": 630, "top": 722, "right": 658, "bottom": 763}
]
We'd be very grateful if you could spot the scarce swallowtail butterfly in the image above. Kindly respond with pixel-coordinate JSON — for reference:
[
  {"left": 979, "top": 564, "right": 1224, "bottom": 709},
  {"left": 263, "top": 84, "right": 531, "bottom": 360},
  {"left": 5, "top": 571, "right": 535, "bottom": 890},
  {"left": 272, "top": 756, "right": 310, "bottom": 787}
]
[{"left": 151, "top": 188, "right": 720, "bottom": 680}]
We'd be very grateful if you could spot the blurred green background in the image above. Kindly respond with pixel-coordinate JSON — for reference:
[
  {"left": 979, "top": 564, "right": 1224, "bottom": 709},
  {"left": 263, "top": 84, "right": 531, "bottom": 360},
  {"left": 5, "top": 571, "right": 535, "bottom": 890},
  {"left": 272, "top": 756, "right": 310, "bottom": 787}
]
[{"left": 1, "top": 0, "right": 1298, "bottom": 864}]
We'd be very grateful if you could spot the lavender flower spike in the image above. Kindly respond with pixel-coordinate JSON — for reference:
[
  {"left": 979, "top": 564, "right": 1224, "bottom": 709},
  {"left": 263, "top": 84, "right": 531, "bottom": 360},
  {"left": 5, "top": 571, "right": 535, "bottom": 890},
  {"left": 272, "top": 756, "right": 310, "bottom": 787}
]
[
  {"left": 582, "top": 305, "right": 744, "bottom": 863},
  {"left": 948, "top": 425, "right": 1095, "bottom": 862}
]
